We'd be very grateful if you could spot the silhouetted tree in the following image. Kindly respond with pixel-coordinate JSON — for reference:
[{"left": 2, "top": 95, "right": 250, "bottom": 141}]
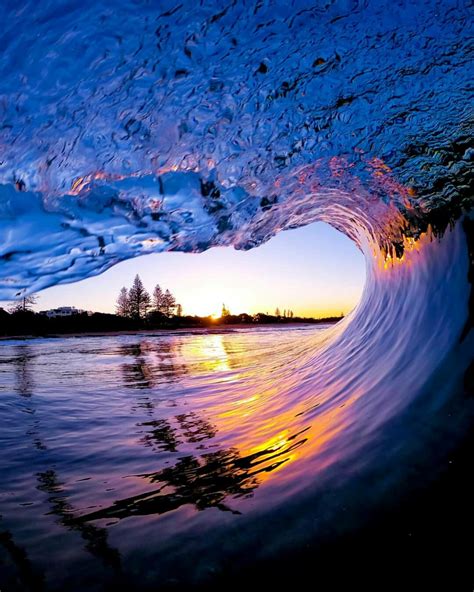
[
  {"left": 116, "top": 287, "right": 129, "bottom": 317},
  {"left": 9, "top": 294, "right": 38, "bottom": 313},
  {"left": 275, "top": 307, "right": 281, "bottom": 317},
  {"left": 152, "top": 284, "right": 165, "bottom": 313},
  {"left": 128, "top": 275, "right": 150, "bottom": 320},
  {"left": 176, "top": 303, "right": 183, "bottom": 317},
  {"left": 221, "top": 303, "right": 230, "bottom": 317},
  {"left": 161, "top": 289, "right": 176, "bottom": 317}
]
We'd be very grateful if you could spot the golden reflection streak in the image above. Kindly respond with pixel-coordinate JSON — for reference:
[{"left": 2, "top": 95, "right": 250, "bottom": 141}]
[
  {"left": 180, "top": 334, "right": 231, "bottom": 373},
  {"left": 211, "top": 367, "right": 360, "bottom": 486},
  {"left": 165, "top": 326, "right": 357, "bottom": 487}
]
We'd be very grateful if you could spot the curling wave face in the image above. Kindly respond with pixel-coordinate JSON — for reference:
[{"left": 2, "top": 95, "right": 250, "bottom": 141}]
[
  {"left": 0, "top": 0, "right": 472, "bottom": 296},
  {"left": 0, "top": 1, "right": 473, "bottom": 588},
  {"left": 0, "top": 225, "right": 472, "bottom": 589}
]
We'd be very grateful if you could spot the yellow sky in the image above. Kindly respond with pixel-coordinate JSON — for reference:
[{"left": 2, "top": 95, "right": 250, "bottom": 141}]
[{"left": 22, "top": 223, "right": 366, "bottom": 318}]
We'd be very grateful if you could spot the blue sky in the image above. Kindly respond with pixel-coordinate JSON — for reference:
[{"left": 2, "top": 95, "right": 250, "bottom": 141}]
[{"left": 20, "top": 222, "right": 366, "bottom": 318}]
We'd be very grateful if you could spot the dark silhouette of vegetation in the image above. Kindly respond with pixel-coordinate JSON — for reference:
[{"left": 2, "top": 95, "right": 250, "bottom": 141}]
[
  {"left": 0, "top": 307, "right": 343, "bottom": 337},
  {"left": 127, "top": 274, "right": 151, "bottom": 320},
  {"left": 9, "top": 294, "right": 38, "bottom": 313},
  {"left": 116, "top": 287, "right": 129, "bottom": 317},
  {"left": 117, "top": 276, "right": 179, "bottom": 320},
  {"left": 0, "top": 276, "right": 344, "bottom": 337}
]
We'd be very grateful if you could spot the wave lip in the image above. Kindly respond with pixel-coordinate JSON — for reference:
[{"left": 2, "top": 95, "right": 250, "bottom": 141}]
[
  {"left": 0, "top": 221, "right": 472, "bottom": 590},
  {"left": 0, "top": 0, "right": 472, "bottom": 296},
  {"left": 0, "top": 1, "right": 473, "bottom": 587}
]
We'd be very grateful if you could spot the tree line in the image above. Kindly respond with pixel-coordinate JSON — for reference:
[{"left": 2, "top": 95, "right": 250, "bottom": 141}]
[
  {"left": 1, "top": 280, "right": 344, "bottom": 338},
  {"left": 274, "top": 308, "right": 294, "bottom": 318},
  {"left": 116, "top": 275, "right": 182, "bottom": 320}
]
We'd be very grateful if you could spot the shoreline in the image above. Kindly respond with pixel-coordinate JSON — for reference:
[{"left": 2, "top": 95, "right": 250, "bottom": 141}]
[{"left": 0, "top": 321, "right": 338, "bottom": 342}]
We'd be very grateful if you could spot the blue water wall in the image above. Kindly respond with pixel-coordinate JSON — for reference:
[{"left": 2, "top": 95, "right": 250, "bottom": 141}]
[
  {"left": 0, "top": 0, "right": 471, "bottom": 296},
  {"left": 0, "top": 3, "right": 473, "bottom": 588}
]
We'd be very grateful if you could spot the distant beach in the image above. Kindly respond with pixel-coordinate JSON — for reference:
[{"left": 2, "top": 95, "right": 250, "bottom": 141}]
[{"left": 0, "top": 321, "right": 339, "bottom": 342}]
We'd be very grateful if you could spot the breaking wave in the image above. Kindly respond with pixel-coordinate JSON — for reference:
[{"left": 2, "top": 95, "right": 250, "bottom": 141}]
[
  {"left": 0, "top": 0, "right": 473, "bottom": 588},
  {"left": 0, "top": 0, "right": 472, "bottom": 297}
]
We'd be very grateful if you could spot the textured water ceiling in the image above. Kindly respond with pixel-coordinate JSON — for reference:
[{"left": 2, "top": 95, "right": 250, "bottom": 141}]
[{"left": 0, "top": 0, "right": 472, "bottom": 295}]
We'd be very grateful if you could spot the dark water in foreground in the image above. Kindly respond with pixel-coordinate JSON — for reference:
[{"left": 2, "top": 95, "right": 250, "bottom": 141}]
[
  {"left": 0, "top": 313, "right": 473, "bottom": 591},
  {"left": 0, "top": 325, "right": 337, "bottom": 590}
]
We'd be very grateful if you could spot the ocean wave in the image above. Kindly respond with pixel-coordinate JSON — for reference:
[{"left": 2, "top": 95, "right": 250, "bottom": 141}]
[{"left": 0, "top": 0, "right": 473, "bottom": 588}]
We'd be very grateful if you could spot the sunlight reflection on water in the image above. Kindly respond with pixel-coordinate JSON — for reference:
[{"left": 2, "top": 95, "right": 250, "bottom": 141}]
[
  {"left": 0, "top": 220, "right": 471, "bottom": 589},
  {"left": 0, "top": 325, "right": 343, "bottom": 588}
]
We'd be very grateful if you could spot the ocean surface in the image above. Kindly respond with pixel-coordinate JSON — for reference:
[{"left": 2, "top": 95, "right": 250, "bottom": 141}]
[
  {"left": 0, "top": 0, "right": 472, "bottom": 589},
  {"left": 0, "top": 324, "right": 339, "bottom": 589},
  {"left": 1, "top": 304, "right": 473, "bottom": 590}
]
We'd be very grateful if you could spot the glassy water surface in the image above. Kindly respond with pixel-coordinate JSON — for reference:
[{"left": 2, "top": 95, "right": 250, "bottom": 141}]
[{"left": 0, "top": 325, "right": 339, "bottom": 590}]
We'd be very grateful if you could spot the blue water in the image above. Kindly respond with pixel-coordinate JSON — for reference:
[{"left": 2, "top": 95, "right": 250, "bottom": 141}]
[
  {"left": 0, "top": 0, "right": 473, "bottom": 589},
  {"left": 0, "top": 221, "right": 472, "bottom": 588},
  {"left": 0, "top": 0, "right": 472, "bottom": 296}
]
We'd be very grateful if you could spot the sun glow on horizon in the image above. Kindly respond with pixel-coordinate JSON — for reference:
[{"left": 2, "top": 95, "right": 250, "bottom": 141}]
[{"left": 5, "top": 223, "right": 366, "bottom": 319}]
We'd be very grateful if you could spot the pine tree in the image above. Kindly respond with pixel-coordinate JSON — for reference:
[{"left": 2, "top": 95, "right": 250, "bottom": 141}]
[
  {"left": 9, "top": 294, "right": 37, "bottom": 313},
  {"left": 221, "top": 303, "right": 230, "bottom": 317},
  {"left": 176, "top": 303, "right": 183, "bottom": 317},
  {"left": 128, "top": 275, "right": 150, "bottom": 319},
  {"left": 275, "top": 307, "right": 281, "bottom": 317},
  {"left": 161, "top": 289, "right": 176, "bottom": 317},
  {"left": 116, "top": 287, "right": 129, "bottom": 317},
  {"left": 152, "top": 284, "right": 165, "bottom": 313}
]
